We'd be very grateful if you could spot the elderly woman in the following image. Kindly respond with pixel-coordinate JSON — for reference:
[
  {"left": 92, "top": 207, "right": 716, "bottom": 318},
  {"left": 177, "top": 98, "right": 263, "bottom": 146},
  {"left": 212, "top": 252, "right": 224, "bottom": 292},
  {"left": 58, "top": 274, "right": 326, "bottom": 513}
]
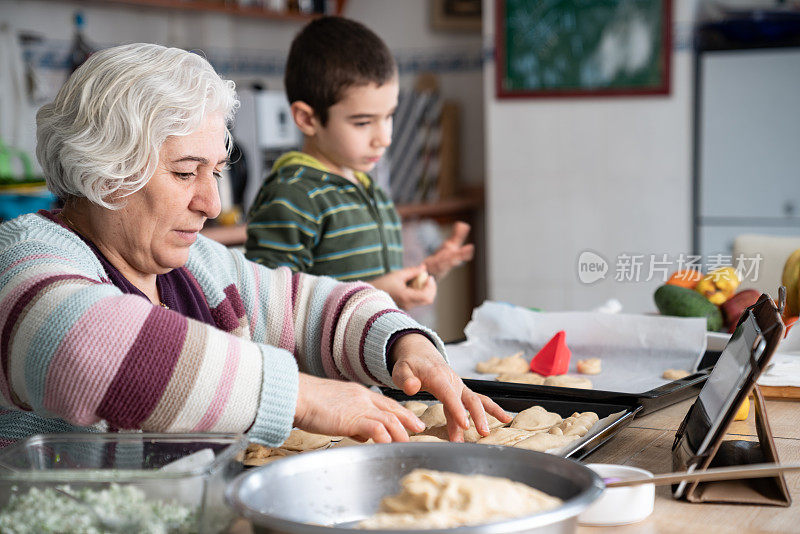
[{"left": 0, "top": 43, "right": 508, "bottom": 448}]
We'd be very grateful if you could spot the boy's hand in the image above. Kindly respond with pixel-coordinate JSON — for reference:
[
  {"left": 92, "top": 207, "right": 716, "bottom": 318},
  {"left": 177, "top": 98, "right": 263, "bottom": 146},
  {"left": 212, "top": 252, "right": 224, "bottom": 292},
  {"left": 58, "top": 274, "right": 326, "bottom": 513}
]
[
  {"left": 389, "top": 334, "right": 512, "bottom": 442},
  {"left": 424, "top": 221, "right": 475, "bottom": 279},
  {"left": 369, "top": 266, "right": 436, "bottom": 310}
]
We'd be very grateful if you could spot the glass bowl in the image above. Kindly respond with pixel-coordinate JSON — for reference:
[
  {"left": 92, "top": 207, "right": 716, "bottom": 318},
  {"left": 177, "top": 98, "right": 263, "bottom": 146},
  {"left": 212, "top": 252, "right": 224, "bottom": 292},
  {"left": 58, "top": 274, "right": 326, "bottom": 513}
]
[{"left": 0, "top": 432, "right": 246, "bottom": 533}]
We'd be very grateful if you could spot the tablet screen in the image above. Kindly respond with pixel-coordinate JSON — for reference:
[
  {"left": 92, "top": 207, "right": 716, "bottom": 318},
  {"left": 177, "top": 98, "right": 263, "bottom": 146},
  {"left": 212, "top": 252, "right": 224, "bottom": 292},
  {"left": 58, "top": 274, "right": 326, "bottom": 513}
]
[{"left": 685, "top": 310, "right": 764, "bottom": 455}]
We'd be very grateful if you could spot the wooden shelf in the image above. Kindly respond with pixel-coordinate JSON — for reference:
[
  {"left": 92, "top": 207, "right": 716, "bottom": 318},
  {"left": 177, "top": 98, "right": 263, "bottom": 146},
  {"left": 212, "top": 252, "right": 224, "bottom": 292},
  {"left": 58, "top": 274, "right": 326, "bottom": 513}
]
[
  {"left": 396, "top": 187, "right": 484, "bottom": 221},
  {"left": 201, "top": 187, "right": 485, "bottom": 247},
  {"left": 84, "top": 0, "right": 346, "bottom": 22}
]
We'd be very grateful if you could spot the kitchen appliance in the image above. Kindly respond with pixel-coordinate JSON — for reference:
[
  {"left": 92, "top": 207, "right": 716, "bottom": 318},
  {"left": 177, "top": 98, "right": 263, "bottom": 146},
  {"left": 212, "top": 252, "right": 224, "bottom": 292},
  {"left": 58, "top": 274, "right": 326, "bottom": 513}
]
[{"left": 226, "top": 442, "right": 603, "bottom": 533}]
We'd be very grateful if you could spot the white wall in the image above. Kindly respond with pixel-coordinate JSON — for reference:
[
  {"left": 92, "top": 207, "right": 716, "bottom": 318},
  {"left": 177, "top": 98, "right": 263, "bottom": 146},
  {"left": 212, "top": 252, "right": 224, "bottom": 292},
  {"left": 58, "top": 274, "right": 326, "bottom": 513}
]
[{"left": 483, "top": 0, "right": 698, "bottom": 313}]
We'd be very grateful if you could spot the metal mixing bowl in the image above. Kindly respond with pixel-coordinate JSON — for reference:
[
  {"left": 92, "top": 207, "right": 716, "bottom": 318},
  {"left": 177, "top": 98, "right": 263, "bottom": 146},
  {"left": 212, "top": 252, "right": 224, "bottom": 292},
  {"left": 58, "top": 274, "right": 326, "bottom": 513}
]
[{"left": 226, "top": 442, "right": 603, "bottom": 533}]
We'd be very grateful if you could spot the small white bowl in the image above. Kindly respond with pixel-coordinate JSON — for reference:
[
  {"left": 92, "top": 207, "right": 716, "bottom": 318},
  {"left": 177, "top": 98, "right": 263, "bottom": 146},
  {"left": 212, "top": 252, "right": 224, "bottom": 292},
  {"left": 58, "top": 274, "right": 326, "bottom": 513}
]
[{"left": 577, "top": 464, "right": 655, "bottom": 526}]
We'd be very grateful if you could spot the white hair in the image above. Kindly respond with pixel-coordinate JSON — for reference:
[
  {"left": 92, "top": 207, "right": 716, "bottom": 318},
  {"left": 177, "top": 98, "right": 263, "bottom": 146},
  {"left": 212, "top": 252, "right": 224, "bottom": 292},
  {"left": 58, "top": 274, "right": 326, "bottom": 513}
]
[{"left": 36, "top": 43, "right": 239, "bottom": 209}]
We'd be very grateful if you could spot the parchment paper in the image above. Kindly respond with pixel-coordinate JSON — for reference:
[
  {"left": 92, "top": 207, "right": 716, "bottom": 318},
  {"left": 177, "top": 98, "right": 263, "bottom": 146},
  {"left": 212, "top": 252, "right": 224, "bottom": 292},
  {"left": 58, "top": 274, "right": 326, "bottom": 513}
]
[
  {"left": 448, "top": 301, "right": 708, "bottom": 394},
  {"left": 758, "top": 323, "right": 800, "bottom": 387}
]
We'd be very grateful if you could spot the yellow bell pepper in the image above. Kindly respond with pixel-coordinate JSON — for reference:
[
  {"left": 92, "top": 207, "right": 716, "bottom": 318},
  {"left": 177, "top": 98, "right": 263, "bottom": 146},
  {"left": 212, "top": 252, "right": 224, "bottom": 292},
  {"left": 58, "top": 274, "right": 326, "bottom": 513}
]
[
  {"left": 734, "top": 396, "right": 750, "bottom": 421},
  {"left": 696, "top": 267, "right": 740, "bottom": 305}
]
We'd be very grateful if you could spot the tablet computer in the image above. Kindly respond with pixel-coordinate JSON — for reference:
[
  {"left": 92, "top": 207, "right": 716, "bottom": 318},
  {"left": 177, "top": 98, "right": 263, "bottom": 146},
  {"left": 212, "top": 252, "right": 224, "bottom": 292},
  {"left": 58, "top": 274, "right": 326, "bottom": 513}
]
[{"left": 672, "top": 294, "right": 785, "bottom": 499}]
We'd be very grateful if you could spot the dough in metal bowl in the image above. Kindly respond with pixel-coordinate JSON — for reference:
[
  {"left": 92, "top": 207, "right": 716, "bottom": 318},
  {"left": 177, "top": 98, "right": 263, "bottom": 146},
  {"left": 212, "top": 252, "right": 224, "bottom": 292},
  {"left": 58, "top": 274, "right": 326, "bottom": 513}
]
[{"left": 358, "top": 468, "right": 562, "bottom": 529}]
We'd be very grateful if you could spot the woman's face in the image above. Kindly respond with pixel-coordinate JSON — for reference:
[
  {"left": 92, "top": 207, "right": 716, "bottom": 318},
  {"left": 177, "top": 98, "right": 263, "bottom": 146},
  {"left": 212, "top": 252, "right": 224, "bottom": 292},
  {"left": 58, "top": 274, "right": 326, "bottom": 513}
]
[{"left": 92, "top": 113, "right": 228, "bottom": 278}]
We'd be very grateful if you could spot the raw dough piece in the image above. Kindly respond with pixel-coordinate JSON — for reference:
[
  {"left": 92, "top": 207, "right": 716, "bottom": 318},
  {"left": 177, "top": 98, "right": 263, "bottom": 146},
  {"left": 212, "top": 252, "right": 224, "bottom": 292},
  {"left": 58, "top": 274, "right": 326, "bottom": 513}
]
[
  {"left": 462, "top": 412, "right": 508, "bottom": 442},
  {"left": 403, "top": 401, "right": 429, "bottom": 417},
  {"left": 510, "top": 406, "right": 562, "bottom": 432},
  {"left": 495, "top": 372, "right": 545, "bottom": 385},
  {"left": 420, "top": 402, "right": 507, "bottom": 429},
  {"left": 331, "top": 437, "right": 374, "bottom": 448},
  {"left": 514, "top": 432, "right": 579, "bottom": 452},
  {"left": 476, "top": 427, "right": 535, "bottom": 446},
  {"left": 419, "top": 403, "right": 447, "bottom": 429},
  {"left": 409, "top": 271, "right": 429, "bottom": 290},
  {"left": 663, "top": 369, "right": 690, "bottom": 380},
  {"left": 418, "top": 425, "right": 450, "bottom": 441},
  {"left": 243, "top": 444, "right": 295, "bottom": 466},
  {"left": 544, "top": 375, "right": 593, "bottom": 389},
  {"left": 408, "top": 435, "right": 446, "bottom": 443},
  {"left": 475, "top": 352, "right": 529, "bottom": 375},
  {"left": 419, "top": 407, "right": 507, "bottom": 442},
  {"left": 576, "top": 358, "right": 602, "bottom": 375},
  {"left": 281, "top": 429, "right": 335, "bottom": 451},
  {"left": 358, "top": 469, "right": 562, "bottom": 529},
  {"left": 548, "top": 412, "right": 599, "bottom": 438}
]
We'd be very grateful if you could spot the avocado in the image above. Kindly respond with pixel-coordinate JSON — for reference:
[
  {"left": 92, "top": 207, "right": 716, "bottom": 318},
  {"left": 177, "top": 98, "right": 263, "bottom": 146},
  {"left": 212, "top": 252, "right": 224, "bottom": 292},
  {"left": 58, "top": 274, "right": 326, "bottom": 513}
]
[{"left": 654, "top": 284, "right": 723, "bottom": 331}]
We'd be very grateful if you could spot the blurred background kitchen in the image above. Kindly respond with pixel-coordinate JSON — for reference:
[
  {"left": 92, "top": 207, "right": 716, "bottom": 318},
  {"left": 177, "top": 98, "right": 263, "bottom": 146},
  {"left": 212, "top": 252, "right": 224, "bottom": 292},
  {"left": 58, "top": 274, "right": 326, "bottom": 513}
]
[{"left": 1, "top": 0, "right": 798, "bottom": 340}]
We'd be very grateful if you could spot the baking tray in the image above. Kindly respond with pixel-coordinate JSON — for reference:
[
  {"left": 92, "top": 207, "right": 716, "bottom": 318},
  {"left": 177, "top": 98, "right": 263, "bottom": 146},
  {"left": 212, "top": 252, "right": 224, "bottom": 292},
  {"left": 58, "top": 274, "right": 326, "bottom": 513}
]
[
  {"left": 380, "top": 351, "right": 716, "bottom": 460},
  {"left": 380, "top": 386, "right": 641, "bottom": 461},
  {"left": 459, "top": 367, "right": 710, "bottom": 417}
]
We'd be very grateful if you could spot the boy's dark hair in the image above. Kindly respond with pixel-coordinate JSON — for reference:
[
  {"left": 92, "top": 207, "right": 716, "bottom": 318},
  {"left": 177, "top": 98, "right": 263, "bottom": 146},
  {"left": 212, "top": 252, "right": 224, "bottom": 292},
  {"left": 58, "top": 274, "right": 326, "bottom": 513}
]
[{"left": 285, "top": 16, "right": 397, "bottom": 126}]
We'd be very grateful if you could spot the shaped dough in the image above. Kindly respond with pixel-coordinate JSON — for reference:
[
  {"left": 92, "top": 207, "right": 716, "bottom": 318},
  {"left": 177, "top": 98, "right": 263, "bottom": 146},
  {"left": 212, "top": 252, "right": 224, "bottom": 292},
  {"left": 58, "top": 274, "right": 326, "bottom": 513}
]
[
  {"left": 281, "top": 429, "right": 335, "bottom": 451},
  {"left": 408, "top": 435, "right": 446, "bottom": 443},
  {"left": 418, "top": 410, "right": 506, "bottom": 443},
  {"left": 663, "top": 369, "right": 690, "bottom": 380},
  {"left": 544, "top": 375, "right": 593, "bottom": 389},
  {"left": 548, "top": 412, "right": 599, "bottom": 438},
  {"left": 476, "top": 351, "right": 529, "bottom": 375},
  {"left": 403, "top": 400, "right": 430, "bottom": 417},
  {"left": 419, "top": 402, "right": 447, "bottom": 429},
  {"left": 409, "top": 271, "right": 429, "bottom": 290},
  {"left": 463, "top": 412, "right": 509, "bottom": 442},
  {"left": 495, "top": 372, "right": 545, "bottom": 385},
  {"left": 243, "top": 444, "right": 296, "bottom": 466},
  {"left": 419, "top": 425, "right": 450, "bottom": 441},
  {"left": 477, "top": 427, "right": 535, "bottom": 446},
  {"left": 576, "top": 358, "right": 602, "bottom": 375},
  {"left": 331, "top": 437, "right": 374, "bottom": 448},
  {"left": 513, "top": 432, "right": 579, "bottom": 452},
  {"left": 510, "top": 405, "right": 562, "bottom": 432}
]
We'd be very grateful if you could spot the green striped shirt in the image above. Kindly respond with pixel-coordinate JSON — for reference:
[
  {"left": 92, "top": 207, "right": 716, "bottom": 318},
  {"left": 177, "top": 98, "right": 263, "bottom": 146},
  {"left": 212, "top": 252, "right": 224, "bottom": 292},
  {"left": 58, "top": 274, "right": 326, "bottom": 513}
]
[{"left": 245, "top": 163, "right": 403, "bottom": 281}]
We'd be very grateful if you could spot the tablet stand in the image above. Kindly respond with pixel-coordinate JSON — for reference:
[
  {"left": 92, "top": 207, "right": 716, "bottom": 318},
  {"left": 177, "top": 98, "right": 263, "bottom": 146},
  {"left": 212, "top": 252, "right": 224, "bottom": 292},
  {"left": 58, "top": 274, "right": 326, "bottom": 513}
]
[
  {"left": 673, "top": 385, "right": 791, "bottom": 505},
  {"left": 672, "top": 292, "right": 791, "bottom": 506}
]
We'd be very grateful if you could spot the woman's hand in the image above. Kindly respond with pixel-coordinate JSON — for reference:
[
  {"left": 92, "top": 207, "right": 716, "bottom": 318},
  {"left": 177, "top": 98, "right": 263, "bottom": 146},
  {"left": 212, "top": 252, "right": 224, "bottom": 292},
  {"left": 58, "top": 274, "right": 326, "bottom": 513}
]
[
  {"left": 293, "top": 373, "right": 425, "bottom": 442},
  {"left": 368, "top": 266, "right": 436, "bottom": 310},
  {"left": 423, "top": 221, "right": 475, "bottom": 280},
  {"left": 389, "top": 333, "right": 511, "bottom": 441}
]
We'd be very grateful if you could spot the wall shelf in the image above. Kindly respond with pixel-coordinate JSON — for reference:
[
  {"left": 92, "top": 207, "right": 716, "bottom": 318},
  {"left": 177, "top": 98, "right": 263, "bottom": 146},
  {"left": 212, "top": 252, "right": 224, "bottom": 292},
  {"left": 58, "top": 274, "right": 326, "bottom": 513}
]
[{"left": 83, "top": 0, "right": 346, "bottom": 22}]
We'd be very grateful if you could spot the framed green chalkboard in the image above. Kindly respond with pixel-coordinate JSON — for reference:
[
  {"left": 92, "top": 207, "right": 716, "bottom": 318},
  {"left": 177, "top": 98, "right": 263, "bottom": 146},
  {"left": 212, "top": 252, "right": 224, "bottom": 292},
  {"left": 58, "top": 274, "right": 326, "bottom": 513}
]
[{"left": 496, "top": 0, "right": 671, "bottom": 98}]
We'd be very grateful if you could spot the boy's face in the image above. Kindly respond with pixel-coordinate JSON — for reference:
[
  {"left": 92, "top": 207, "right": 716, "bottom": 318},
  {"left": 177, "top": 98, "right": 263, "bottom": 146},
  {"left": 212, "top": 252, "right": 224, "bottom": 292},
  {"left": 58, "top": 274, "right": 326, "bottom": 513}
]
[{"left": 305, "top": 78, "right": 399, "bottom": 180}]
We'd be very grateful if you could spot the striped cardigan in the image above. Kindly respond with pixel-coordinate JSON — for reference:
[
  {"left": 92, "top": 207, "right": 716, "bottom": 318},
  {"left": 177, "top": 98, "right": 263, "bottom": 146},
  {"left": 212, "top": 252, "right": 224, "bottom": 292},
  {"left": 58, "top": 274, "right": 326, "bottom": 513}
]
[{"left": 0, "top": 213, "right": 444, "bottom": 447}]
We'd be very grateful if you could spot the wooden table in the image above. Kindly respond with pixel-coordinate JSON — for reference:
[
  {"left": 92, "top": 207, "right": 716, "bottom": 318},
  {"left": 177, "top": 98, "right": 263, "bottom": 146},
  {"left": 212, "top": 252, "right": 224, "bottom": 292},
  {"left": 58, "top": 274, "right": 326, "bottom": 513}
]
[
  {"left": 229, "top": 398, "right": 799, "bottom": 533},
  {"left": 577, "top": 398, "right": 800, "bottom": 533}
]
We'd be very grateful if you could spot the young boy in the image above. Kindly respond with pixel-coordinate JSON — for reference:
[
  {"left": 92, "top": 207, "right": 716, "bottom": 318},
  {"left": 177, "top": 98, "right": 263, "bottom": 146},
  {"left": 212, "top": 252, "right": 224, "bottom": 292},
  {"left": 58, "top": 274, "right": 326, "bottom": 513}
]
[{"left": 245, "top": 16, "right": 473, "bottom": 310}]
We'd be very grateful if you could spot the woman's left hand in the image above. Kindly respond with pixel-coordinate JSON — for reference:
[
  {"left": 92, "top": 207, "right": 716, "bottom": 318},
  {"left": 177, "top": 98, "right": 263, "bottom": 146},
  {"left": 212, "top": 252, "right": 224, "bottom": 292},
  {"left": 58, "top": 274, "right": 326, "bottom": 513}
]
[{"left": 389, "top": 333, "right": 511, "bottom": 441}]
